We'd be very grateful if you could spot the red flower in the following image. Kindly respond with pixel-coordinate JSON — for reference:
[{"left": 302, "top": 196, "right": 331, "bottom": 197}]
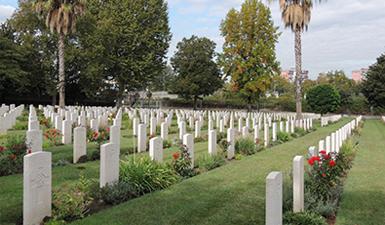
[
  {"left": 0, "top": 146, "right": 5, "bottom": 152},
  {"left": 27, "top": 149, "right": 32, "bottom": 154},
  {"left": 319, "top": 150, "right": 326, "bottom": 155},
  {"left": 329, "top": 160, "right": 336, "bottom": 167},
  {"left": 9, "top": 154, "right": 16, "bottom": 160},
  {"left": 93, "top": 132, "right": 99, "bottom": 139},
  {"left": 308, "top": 158, "right": 315, "bottom": 166},
  {"left": 172, "top": 152, "right": 180, "bottom": 160},
  {"left": 322, "top": 173, "right": 326, "bottom": 177},
  {"left": 106, "top": 127, "right": 110, "bottom": 133}
]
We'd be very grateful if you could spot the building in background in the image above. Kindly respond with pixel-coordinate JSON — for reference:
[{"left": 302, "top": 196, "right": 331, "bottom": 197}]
[
  {"left": 280, "top": 68, "right": 309, "bottom": 82},
  {"left": 352, "top": 68, "right": 368, "bottom": 83}
]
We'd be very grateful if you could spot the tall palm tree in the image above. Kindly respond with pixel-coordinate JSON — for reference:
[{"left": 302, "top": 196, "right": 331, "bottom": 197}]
[
  {"left": 280, "top": 0, "right": 312, "bottom": 119},
  {"left": 271, "top": 0, "right": 313, "bottom": 119},
  {"left": 34, "top": 0, "right": 85, "bottom": 108}
]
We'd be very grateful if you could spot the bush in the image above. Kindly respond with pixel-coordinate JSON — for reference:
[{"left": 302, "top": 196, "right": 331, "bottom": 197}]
[
  {"left": 171, "top": 145, "right": 196, "bottom": 178},
  {"left": 44, "top": 129, "right": 62, "bottom": 146},
  {"left": 98, "top": 182, "right": 137, "bottom": 205},
  {"left": 294, "top": 127, "right": 307, "bottom": 137},
  {"left": 86, "top": 127, "right": 110, "bottom": 148},
  {"left": 235, "top": 137, "right": 257, "bottom": 155},
  {"left": 283, "top": 211, "right": 327, "bottom": 225},
  {"left": 277, "top": 131, "right": 290, "bottom": 143},
  {"left": 0, "top": 134, "right": 27, "bottom": 176},
  {"left": 163, "top": 139, "right": 172, "bottom": 148},
  {"left": 197, "top": 154, "right": 225, "bottom": 172},
  {"left": 307, "top": 84, "right": 341, "bottom": 114},
  {"left": 120, "top": 156, "right": 179, "bottom": 195},
  {"left": 52, "top": 176, "right": 93, "bottom": 221},
  {"left": 12, "top": 120, "right": 28, "bottom": 130}
]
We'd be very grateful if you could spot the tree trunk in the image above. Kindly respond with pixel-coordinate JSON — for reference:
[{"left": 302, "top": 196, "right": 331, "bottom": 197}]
[
  {"left": 193, "top": 96, "right": 197, "bottom": 110},
  {"left": 294, "top": 27, "right": 303, "bottom": 119},
  {"left": 58, "top": 34, "right": 66, "bottom": 108}
]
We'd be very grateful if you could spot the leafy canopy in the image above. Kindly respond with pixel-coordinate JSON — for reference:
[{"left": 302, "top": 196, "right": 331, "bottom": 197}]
[
  {"left": 362, "top": 53, "right": 385, "bottom": 111},
  {"left": 307, "top": 84, "right": 341, "bottom": 114},
  {"left": 171, "top": 35, "right": 223, "bottom": 104},
  {"left": 220, "top": 0, "right": 280, "bottom": 106}
]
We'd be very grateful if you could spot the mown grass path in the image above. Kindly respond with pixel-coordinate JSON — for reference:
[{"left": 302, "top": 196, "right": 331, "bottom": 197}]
[
  {"left": 70, "top": 119, "right": 352, "bottom": 225},
  {"left": 336, "top": 120, "right": 385, "bottom": 225}
]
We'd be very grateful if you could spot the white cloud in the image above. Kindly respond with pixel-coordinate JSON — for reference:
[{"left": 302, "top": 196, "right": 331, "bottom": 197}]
[{"left": 0, "top": 4, "right": 15, "bottom": 23}]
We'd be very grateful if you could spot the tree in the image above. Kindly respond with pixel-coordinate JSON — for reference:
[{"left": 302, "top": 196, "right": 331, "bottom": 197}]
[
  {"left": 362, "top": 53, "right": 385, "bottom": 112},
  {"left": 220, "top": 0, "right": 280, "bottom": 111},
  {"left": 149, "top": 65, "right": 176, "bottom": 92},
  {"left": 34, "top": 0, "right": 86, "bottom": 108},
  {"left": 307, "top": 84, "right": 341, "bottom": 114},
  {"left": 171, "top": 36, "right": 223, "bottom": 109},
  {"left": 78, "top": 0, "right": 171, "bottom": 106},
  {"left": 277, "top": 0, "right": 315, "bottom": 118}
]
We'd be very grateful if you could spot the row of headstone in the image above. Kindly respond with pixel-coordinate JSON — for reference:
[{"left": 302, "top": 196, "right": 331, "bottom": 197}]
[
  {"left": 309, "top": 116, "right": 362, "bottom": 156},
  {"left": 265, "top": 155, "right": 305, "bottom": 225},
  {"left": 320, "top": 115, "right": 342, "bottom": 127},
  {"left": 0, "top": 104, "right": 24, "bottom": 134}
]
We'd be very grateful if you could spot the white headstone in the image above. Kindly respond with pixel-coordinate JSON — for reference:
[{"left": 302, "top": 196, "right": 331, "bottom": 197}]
[
  {"left": 208, "top": 130, "right": 217, "bottom": 155},
  {"left": 183, "top": 134, "right": 194, "bottom": 168},
  {"left": 293, "top": 156, "right": 304, "bottom": 213},
  {"left": 266, "top": 171, "right": 283, "bottom": 225},
  {"left": 138, "top": 124, "right": 147, "bottom": 152},
  {"left": 149, "top": 137, "right": 163, "bottom": 162},
  {"left": 23, "top": 152, "right": 52, "bottom": 225},
  {"left": 73, "top": 127, "right": 87, "bottom": 163},
  {"left": 100, "top": 143, "right": 119, "bottom": 188}
]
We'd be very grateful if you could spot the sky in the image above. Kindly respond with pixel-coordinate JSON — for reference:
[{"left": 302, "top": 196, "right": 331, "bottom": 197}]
[{"left": 1, "top": 0, "right": 385, "bottom": 79}]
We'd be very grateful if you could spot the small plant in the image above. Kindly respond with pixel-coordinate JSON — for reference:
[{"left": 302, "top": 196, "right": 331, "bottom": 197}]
[
  {"left": 197, "top": 153, "right": 225, "bottom": 172},
  {"left": 87, "top": 127, "right": 110, "bottom": 148},
  {"left": 120, "top": 156, "right": 179, "bottom": 195},
  {"left": 235, "top": 137, "right": 257, "bottom": 155},
  {"left": 98, "top": 181, "right": 137, "bottom": 205},
  {"left": 44, "top": 129, "right": 62, "bottom": 146},
  {"left": 0, "top": 134, "right": 27, "bottom": 176},
  {"left": 283, "top": 211, "right": 327, "bottom": 225},
  {"left": 218, "top": 139, "right": 229, "bottom": 151},
  {"left": 163, "top": 140, "right": 172, "bottom": 148},
  {"left": 171, "top": 145, "right": 196, "bottom": 178},
  {"left": 294, "top": 127, "right": 307, "bottom": 137},
  {"left": 52, "top": 175, "right": 94, "bottom": 221},
  {"left": 277, "top": 131, "right": 290, "bottom": 143},
  {"left": 39, "top": 117, "right": 51, "bottom": 128}
]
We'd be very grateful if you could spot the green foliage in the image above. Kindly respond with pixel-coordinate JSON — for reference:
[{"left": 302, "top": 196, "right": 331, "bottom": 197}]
[
  {"left": 362, "top": 53, "right": 385, "bottom": 112},
  {"left": 307, "top": 84, "right": 341, "bottom": 114},
  {"left": 171, "top": 35, "right": 223, "bottom": 109},
  {"left": 98, "top": 182, "right": 138, "bottom": 205},
  {"left": 0, "top": 134, "right": 27, "bottom": 176},
  {"left": 220, "top": 0, "right": 280, "bottom": 108},
  {"left": 171, "top": 145, "right": 196, "bottom": 178},
  {"left": 163, "top": 139, "right": 172, "bottom": 148},
  {"left": 120, "top": 156, "right": 179, "bottom": 195},
  {"left": 235, "top": 137, "right": 257, "bottom": 155},
  {"left": 197, "top": 154, "right": 226, "bottom": 172},
  {"left": 52, "top": 175, "right": 94, "bottom": 221},
  {"left": 78, "top": 0, "right": 171, "bottom": 103},
  {"left": 277, "top": 131, "right": 290, "bottom": 143},
  {"left": 283, "top": 211, "right": 327, "bottom": 225}
]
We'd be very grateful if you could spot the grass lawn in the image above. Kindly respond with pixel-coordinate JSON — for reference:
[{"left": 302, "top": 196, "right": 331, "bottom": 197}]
[
  {"left": 68, "top": 118, "right": 352, "bottom": 225},
  {"left": 335, "top": 120, "right": 385, "bottom": 225}
]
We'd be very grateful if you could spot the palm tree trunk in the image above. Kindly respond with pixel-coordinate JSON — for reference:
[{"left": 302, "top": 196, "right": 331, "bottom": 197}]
[
  {"left": 58, "top": 33, "right": 65, "bottom": 108},
  {"left": 294, "top": 27, "right": 303, "bottom": 119}
]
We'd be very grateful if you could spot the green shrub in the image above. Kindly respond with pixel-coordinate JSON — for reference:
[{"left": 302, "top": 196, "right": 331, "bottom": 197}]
[
  {"left": 0, "top": 134, "right": 27, "bottom": 176},
  {"left": 171, "top": 145, "right": 196, "bottom": 178},
  {"left": 52, "top": 176, "right": 93, "bottom": 221},
  {"left": 98, "top": 182, "right": 137, "bottom": 205},
  {"left": 235, "top": 137, "right": 256, "bottom": 155},
  {"left": 218, "top": 139, "right": 229, "bottom": 151},
  {"left": 120, "top": 156, "right": 179, "bottom": 195},
  {"left": 283, "top": 211, "right": 327, "bottom": 225},
  {"left": 216, "top": 132, "right": 227, "bottom": 143},
  {"left": 277, "top": 131, "right": 290, "bottom": 143},
  {"left": 294, "top": 127, "right": 307, "bottom": 137},
  {"left": 12, "top": 120, "right": 28, "bottom": 130},
  {"left": 163, "top": 139, "right": 172, "bottom": 148},
  {"left": 197, "top": 154, "right": 225, "bottom": 172}
]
